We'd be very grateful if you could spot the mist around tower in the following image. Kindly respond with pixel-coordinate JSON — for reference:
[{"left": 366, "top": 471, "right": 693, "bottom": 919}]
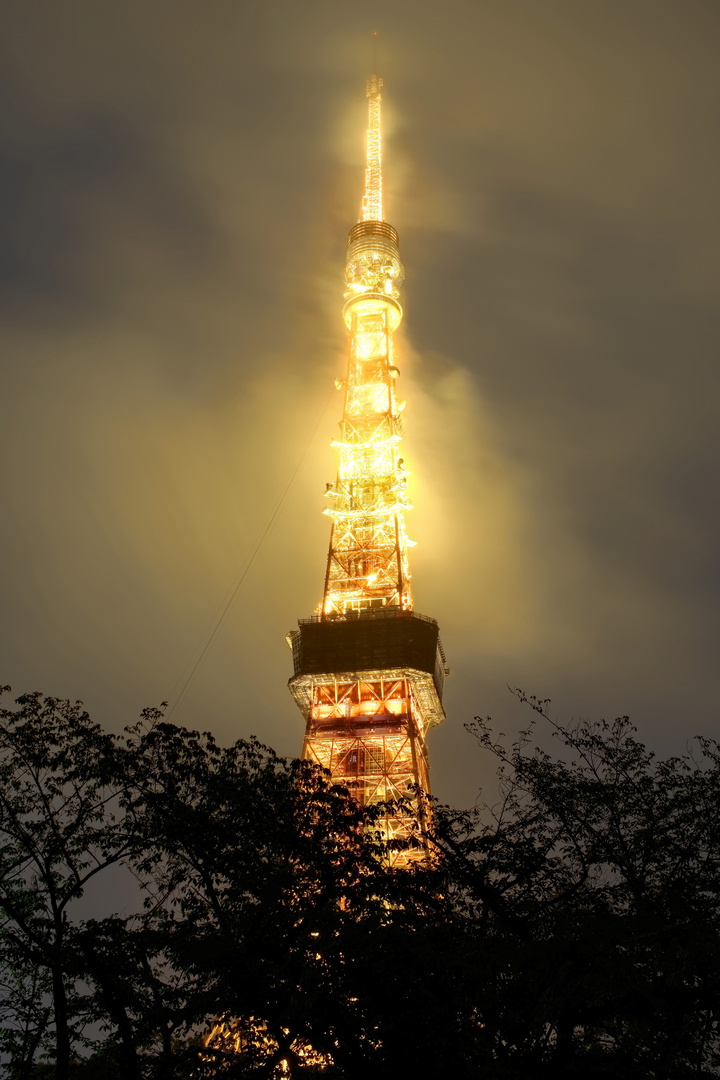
[{"left": 2, "top": 8, "right": 720, "bottom": 1079}]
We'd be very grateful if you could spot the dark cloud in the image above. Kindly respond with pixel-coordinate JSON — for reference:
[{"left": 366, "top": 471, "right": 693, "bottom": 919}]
[
  {"left": 1, "top": 0, "right": 719, "bottom": 812},
  {"left": 0, "top": 93, "right": 223, "bottom": 327}
]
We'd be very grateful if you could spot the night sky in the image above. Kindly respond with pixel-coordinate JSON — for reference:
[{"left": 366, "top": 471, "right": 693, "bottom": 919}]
[{"left": 2, "top": 0, "right": 719, "bottom": 809}]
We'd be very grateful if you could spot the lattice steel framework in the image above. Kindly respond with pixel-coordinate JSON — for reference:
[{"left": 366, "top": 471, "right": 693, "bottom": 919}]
[{"left": 288, "top": 73, "right": 447, "bottom": 867}]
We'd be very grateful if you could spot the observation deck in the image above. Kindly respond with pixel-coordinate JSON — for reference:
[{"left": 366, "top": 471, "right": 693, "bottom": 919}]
[
  {"left": 287, "top": 607, "right": 447, "bottom": 728},
  {"left": 345, "top": 221, "right": 403, "bottom": 281},
  {"left": 343, "top": 220, "right": 405, "bottom": 330}
]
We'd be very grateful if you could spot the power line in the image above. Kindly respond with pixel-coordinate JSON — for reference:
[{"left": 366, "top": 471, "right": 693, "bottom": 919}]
[{"left": 165, "top": 383, "right": 336, "bottom": 721}]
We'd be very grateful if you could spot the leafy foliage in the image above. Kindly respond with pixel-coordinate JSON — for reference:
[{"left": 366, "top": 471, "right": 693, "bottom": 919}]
[
  {"left": 1, "top": 686, "right": 719, "bottom": 1078},
  {"left": 0, "top": 689, "right": 129, "bottom": 1080},
  {"left": 431, "top": 690, "right": 720, "bottom": 1077}
]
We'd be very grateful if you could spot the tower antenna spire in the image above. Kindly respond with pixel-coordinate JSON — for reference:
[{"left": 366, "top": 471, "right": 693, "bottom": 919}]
[{"left": 362, "top": 56, "right": 383, "bottom": 222}]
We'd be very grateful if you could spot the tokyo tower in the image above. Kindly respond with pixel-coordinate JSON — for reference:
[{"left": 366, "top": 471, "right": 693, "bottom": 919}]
[{"left": 287, "top": 72, "right": 448, "bottom": 862}]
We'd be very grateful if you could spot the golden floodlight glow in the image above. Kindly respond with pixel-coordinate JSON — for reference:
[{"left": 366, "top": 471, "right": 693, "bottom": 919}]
[{"left": 287, "top": 72, "right": 447, "bottom": 868}]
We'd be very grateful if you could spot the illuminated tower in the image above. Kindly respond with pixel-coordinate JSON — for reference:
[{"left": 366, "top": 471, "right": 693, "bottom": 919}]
[{"left": 287, "top": 73, "right": 447, "bottom": 862}]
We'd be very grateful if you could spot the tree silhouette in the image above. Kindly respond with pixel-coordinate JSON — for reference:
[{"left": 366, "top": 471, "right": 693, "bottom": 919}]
[
  {"left": 431, "top": 691, "right": 720, "bottom": 1078},
  {"left": 2, "top": 686, "right": 719, "bottom": 1078},
  {"left": 0, "top": 690, "right": 131, "bottom": 1080}
]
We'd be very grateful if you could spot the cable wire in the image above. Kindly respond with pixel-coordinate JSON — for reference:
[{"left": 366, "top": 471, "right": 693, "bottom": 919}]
[{"left": 165, "top": 383, "right": 336, "bottom": 721}]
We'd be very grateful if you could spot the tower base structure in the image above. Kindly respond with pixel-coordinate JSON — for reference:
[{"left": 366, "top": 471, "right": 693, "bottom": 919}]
[{"left": 288, "top": 608, "right": 446, "bottom": 865}]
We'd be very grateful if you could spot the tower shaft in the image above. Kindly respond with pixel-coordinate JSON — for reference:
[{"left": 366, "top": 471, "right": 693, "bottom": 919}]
[
  {"left": 323, "top": 217, "right": 409, "bottom": 617},
  {"left": 288, "top": 74, "right": 446, "bottom": 865}
]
